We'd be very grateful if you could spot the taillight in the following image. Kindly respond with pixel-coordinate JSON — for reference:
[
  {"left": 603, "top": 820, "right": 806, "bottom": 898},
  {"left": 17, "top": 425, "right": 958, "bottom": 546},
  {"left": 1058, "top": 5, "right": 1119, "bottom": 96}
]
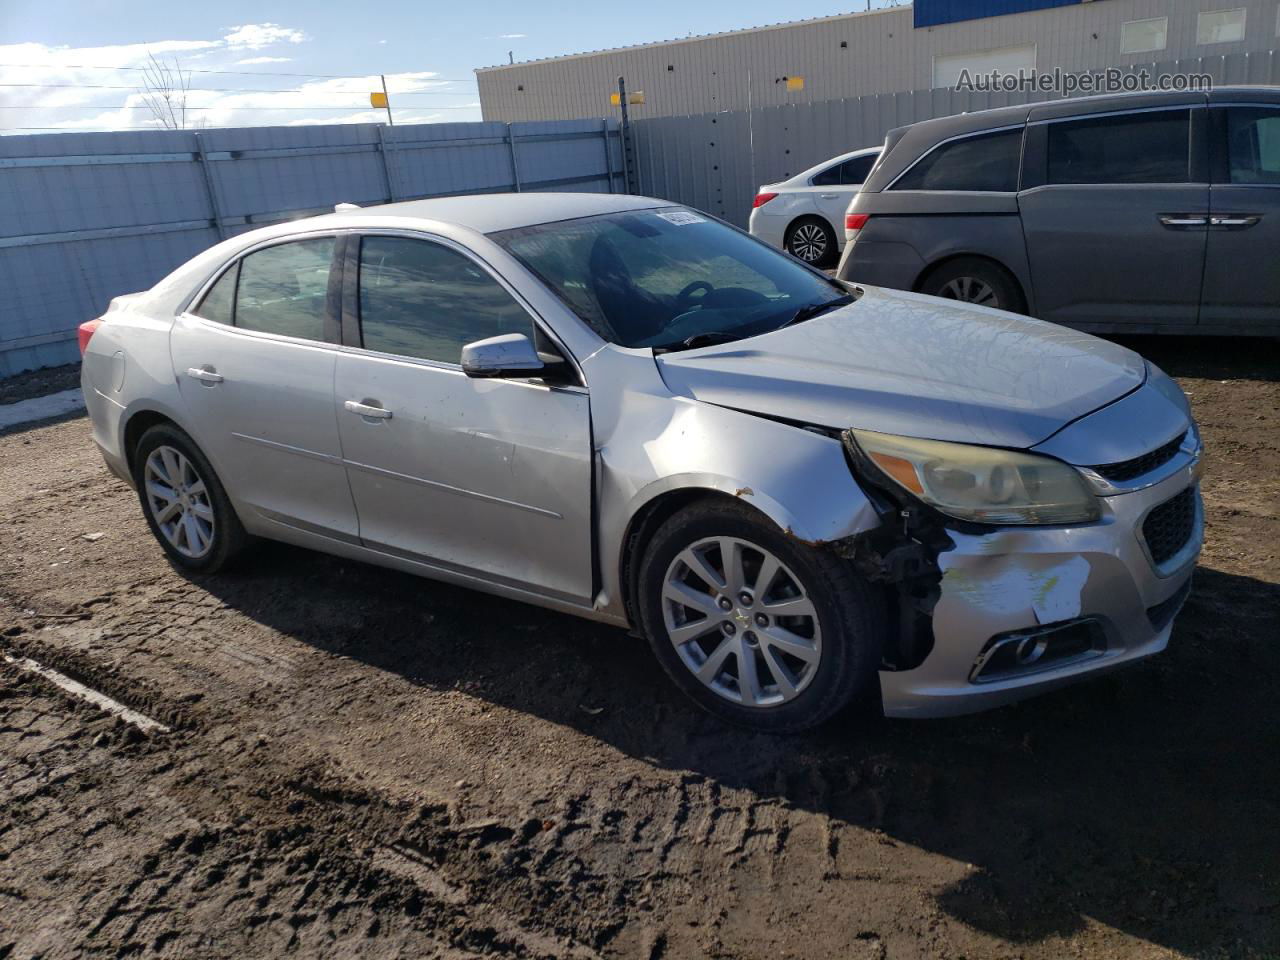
[
  {"left": 752, "top": 192, "right": 778, "bottom": 208},
  {"left": 78, "top": 319, "right": 103, "bottom": 356},
  {"left": 845, "top": 213, "right": 870, "bottom": 233}
]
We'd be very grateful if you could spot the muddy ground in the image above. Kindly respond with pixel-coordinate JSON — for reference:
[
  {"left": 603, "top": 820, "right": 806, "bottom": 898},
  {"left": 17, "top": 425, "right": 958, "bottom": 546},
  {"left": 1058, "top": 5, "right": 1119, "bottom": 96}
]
[{"left": 1, "top": 337, "right": 1277, "bottom": 959}]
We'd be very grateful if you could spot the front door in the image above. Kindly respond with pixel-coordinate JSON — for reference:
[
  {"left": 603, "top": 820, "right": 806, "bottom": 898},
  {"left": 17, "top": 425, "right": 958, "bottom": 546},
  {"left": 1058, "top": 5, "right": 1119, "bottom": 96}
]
[
  {"left": 169, "top": 235, "right": 359, "bottom": 540},
  {"left": 1019, "top": 106, "right": 1208, "bottom": 329},
  {"left": 333, "top": 233, "right": 593, "bottom": 603},
  {"left": 1201, "top": 104, "right": 1280, "bottom": 331}
]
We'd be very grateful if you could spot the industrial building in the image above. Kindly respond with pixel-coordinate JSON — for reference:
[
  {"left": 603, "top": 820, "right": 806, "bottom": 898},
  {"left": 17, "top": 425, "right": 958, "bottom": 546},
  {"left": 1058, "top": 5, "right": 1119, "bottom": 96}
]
[{"left": 477, "top": 0, "right": 1280, "bottom": 122}]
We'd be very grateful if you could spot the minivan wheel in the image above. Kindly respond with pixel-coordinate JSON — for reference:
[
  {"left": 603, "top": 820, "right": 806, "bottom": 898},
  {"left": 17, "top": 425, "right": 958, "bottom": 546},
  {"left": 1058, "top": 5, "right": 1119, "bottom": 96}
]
[
  {"left": 921, "top": 257, "right": 1025, "bottom": 313},
  {"left": 133, "top": 423, "right": 247, "bottom": 573},
  {"left": 637, "top": 499, "right": 885, "bottom": 732},
  {"left": 784, "top": 217, "right": 836, "bottom": 266}
]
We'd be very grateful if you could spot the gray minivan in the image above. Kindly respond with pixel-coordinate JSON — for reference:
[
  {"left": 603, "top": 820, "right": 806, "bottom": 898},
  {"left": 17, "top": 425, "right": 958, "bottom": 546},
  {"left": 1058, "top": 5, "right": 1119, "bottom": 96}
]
[{"left": 836, "top": 87, "right": 1280, "bottom": 335}]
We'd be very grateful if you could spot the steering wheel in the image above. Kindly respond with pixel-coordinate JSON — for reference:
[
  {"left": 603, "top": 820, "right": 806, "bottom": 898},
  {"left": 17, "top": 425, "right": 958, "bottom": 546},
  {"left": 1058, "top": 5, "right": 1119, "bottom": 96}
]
[{"left": 675, "top": 280, "right": 714, "bottom": 308}]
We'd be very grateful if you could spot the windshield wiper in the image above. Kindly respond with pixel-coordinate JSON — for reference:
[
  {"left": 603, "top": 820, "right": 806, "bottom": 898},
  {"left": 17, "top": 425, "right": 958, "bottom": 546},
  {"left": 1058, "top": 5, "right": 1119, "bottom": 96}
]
[
  {"left": 779, "top": 294, "right": 856, "bottom": 330},
  {"left": 654, "top": 330, "right": 747, "bottom": 353}
]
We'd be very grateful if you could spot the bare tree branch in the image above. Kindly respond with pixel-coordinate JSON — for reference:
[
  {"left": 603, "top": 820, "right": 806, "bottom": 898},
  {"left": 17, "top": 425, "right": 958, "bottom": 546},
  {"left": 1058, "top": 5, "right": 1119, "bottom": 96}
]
[{"left": 137, "top": 53, "right": 192, "bottom": 129}]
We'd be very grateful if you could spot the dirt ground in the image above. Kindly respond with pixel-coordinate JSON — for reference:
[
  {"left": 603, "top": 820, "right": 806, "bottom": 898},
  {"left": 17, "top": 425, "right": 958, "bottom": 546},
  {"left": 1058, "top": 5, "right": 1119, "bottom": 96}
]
[{"left": 1, "top": 337, "right": 1277, "bottom": 959}]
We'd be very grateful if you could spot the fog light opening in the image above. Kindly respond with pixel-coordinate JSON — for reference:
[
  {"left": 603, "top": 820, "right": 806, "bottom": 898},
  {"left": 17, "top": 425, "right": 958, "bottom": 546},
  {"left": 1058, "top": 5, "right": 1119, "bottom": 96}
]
[{"left": 970, "top": 619, "right": 1106, "bottom": 684}]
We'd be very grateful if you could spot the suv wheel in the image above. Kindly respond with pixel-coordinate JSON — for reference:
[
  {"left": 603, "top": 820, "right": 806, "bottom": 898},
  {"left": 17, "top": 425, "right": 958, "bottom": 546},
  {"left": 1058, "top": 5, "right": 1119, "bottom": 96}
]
[
  {"left": 785, "top": 217, "right": 836, "bottom": 266},
  {"left": 637, "top": 500, "right": 885, "bottom": 732},
  {"left": 921, "top": 257, "right": 1025, "bottom": 313},
  {"left": 133, "top": 423, "right": 247, "bottom": 573}
]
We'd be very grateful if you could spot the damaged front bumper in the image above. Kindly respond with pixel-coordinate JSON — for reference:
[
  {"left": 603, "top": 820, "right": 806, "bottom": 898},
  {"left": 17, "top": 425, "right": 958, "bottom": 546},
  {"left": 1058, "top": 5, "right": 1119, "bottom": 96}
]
[{"left": 879, "top": 462, "right": 1202, "bottom": 718}]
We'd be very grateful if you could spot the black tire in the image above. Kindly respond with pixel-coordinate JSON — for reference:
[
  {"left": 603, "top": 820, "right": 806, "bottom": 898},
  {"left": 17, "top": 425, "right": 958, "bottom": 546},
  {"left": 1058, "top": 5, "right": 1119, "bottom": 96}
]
[
  {"left": 784, "top": 216, "right": 837, "bottom": 267},
  {"left": 919, "top": 257, "right": 1026, "bottom": 314},
  {"left": 132, "top": 423, "right": 247, "bottom": 574},
  {"left": 636, "top": 499, "right": 886, "bottom": 733}
]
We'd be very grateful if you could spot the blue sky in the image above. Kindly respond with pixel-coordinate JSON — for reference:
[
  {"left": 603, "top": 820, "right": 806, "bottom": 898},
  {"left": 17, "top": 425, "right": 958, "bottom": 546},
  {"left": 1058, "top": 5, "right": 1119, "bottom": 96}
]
[{"left": 1, "top": 1, "right": 901, "bottom": 132}]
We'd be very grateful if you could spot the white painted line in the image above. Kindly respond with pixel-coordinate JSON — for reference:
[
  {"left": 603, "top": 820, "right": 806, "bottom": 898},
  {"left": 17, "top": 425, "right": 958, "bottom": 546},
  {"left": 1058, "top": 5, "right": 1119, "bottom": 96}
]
[
  {"left": 0, "top": 388, "right": 86, "bottom": 430},
  {"left": 3, "top": 653, "right": 170, "bottom": 734}
]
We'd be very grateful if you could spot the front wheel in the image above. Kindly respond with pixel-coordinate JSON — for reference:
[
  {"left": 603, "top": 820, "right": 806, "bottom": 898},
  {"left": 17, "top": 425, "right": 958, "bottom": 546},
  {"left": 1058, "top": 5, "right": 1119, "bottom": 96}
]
[{"left": 637, "top": 500, "right": 885, "bottom": 732}]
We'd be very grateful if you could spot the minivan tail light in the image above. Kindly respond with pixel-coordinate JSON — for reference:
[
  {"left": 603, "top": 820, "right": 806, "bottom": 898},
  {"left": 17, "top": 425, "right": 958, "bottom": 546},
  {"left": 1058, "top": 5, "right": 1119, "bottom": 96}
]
[
  {"left": 753, "top": 192, "right": 778, "bottom": 208},
  {"left": 845, "top": 213, "right": 870, "bottom": 236},
  {"left": 78, "top": 319, "right": 103, "bottom": 356}
]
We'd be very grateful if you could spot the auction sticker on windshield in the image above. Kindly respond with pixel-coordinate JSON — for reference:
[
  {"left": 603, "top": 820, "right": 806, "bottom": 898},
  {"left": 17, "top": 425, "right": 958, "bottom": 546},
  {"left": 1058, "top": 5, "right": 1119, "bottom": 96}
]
[{"left": 655, "top": 210, "right": 706, "bottom": 226}]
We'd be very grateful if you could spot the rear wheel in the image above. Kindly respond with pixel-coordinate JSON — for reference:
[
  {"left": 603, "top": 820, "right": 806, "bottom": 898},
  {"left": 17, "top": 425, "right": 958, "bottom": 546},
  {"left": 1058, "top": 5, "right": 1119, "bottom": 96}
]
[
  {"left": 920, "top": 257, "right": 1025, "bottom": 313},
  {"left": 133, "top": 423, "right": 246, "bottom": 573},
  {"left": 637, "top": 499, "right": 885, "bottom": 732},
  {"left": 784, "top": 217, "right": 837, "bottom": 267}
]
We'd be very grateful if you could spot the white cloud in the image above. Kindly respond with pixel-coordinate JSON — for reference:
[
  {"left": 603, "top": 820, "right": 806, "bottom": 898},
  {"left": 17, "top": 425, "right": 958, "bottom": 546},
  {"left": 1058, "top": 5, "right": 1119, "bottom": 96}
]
[
  {"left": 222, "top": 23, "right": 308, "bottom": 49},
  {"left": 235, "top": 56, "right": 294, "bottom": 65},
  {"left": 498, "top": 33, "right": 527, "bottom": 39}
]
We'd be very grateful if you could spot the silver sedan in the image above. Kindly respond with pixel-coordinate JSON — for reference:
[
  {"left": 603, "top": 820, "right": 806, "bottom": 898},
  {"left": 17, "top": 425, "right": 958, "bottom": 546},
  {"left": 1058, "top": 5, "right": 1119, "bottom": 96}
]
[{"left": 79, "top": 193, "right": 1203, "bottom": 732}]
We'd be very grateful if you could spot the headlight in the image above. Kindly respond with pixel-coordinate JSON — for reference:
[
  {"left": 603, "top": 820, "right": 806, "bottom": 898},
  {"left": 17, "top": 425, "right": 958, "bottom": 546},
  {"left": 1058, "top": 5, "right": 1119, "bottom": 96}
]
[{"left": 847, "top": 429, "right": 1101, "bottom": 525}]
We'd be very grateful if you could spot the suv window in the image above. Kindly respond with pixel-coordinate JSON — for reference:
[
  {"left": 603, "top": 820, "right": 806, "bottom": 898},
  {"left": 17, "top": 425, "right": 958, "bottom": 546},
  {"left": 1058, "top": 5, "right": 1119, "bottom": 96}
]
[
  {"left": 357, "top": 236, "right": 531, "bottom": 364},
  {"left": 1225, "top": 106, "right": 1280, "bottom": 184},
  {"left": 235, "top": 238, "right": 335, "bottom": 340},
  {"left": 812, "top": 154, "right": 877, "bottom": 186},
  {"left": 892, "top": 129, "right": 1022, "bottom": 192},
  {"left": 193, "top": 262, "right": 238, "bottom": 324},
  {"left": 1047, "top": 109, "right": 1190, "bottom": 184}
]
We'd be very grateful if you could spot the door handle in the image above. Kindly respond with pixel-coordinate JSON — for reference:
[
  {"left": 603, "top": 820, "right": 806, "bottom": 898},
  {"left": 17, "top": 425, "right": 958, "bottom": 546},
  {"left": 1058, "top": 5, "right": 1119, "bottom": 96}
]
[
  {"left": 819, "top": 193, "right": 840, "bottom": 199},
  {"left": 1209, "top": 214, "right": 1261, "bottom": 229},
  {"left": 344, "top": 400, "right": 392, "bottom": 420},
  {"left": 1158, "top": 214, "right": 1208, "bottom": 229},
  {"left": 186, "top": 366, "right": 224, "bottom": 384}
]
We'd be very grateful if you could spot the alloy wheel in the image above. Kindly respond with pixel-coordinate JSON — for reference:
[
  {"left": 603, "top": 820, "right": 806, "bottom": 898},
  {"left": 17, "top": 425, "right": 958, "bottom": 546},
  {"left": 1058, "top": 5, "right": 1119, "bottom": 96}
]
[
  {"left": 789, "top": 223, "right": 828, "bottom": 263},
  {"left": 939, "top": 276, "right": 998, "bottom": 307},
  {"left": 662, "top": 536, "right": 822, "bottom": 708},
  {"left": 144, "top": 445, "right": 215, "bottom": 559}
]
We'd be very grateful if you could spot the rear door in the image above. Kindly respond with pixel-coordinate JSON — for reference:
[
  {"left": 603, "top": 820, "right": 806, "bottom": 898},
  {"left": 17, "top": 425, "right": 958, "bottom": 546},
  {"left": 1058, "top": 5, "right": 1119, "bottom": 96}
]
[
  {"left": 1201, "top": 101, "right": 1280, "bottom": 331},
  {"left": 333, "top": 232, "right": 594, "bottom": 603},
  {"left": 1019, "top": 103, "right": 1209, "bottom": 329},
  {"left": 169, "top": 234, "right": 359, "bottom": 540},
  {"left": 807, "top": 154, "right": 878, "bottom": 241}
]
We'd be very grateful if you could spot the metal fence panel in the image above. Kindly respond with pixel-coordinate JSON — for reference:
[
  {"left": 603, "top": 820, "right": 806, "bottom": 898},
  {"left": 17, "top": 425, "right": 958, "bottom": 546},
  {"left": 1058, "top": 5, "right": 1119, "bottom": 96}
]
[{"left": 0, "top": 117, "right": 621, "bottom": 377}]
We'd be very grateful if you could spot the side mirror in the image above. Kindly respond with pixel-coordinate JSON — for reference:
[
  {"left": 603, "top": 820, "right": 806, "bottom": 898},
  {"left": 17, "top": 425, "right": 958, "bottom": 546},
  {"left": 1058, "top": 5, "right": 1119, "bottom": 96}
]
[{"left": 461, "top": 333, "right": 546, "bottom": 379}]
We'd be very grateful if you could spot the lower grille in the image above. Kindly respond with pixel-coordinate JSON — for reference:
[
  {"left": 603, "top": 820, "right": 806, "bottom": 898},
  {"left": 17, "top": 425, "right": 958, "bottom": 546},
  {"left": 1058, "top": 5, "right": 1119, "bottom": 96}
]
[{"left": 1143, "top": 487, "right": 1197, "bottom": 567}]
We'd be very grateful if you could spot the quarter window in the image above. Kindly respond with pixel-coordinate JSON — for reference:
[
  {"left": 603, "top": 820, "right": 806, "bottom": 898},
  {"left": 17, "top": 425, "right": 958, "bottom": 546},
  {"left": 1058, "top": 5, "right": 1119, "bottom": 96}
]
[
  {"left": 234, "top": 238, "right": 335, "bottom": 341},
  {"left": 892, "top": 129, "right": 1022, "bottom": 192},
  {"left": 812, "top": 154, "right": 877, "bottom": 186},
  {"left": 193, "top": 262, "right": 238, "bottom": 324},
  {"left": 1046, "top": 110, "right": 1190, "bottom": 184},
  {"left": 1224, "top": 107, "right": 1280, "bottom": 185},
  {"left": 357, "top": 236, "right": 531, "bottom": 364}
]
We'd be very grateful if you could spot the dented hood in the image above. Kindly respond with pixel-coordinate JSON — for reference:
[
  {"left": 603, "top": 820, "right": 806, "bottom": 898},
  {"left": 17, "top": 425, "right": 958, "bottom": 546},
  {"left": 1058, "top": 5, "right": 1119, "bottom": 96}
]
[{"left": 655, "top": 285, "right": 1145, "bottom": 450}]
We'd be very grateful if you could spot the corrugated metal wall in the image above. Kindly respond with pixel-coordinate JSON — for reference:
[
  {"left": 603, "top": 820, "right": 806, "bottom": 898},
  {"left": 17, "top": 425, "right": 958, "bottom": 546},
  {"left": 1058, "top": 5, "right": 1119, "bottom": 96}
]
[
  {"left": 0, "top": 118, "right": 623, "bottom": 377},
  {"left": 629, "top": 49, "right": 1280, "bottom": 228},
  {"left": 478, "top": 0, "right": 1279, "bottom": 122}
]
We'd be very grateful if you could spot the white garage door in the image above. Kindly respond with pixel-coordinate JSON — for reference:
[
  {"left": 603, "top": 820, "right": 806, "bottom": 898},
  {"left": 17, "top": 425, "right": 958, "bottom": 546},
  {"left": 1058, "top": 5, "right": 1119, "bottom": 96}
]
[{"left": 933, "top": 44, "right": 1037, "bottom": 89}]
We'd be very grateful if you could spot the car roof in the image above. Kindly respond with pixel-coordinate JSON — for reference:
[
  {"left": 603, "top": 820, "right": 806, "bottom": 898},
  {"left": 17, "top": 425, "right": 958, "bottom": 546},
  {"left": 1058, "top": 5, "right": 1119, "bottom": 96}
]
[{"left": 325, "top": 191, "right": 668, "bottom": 234}]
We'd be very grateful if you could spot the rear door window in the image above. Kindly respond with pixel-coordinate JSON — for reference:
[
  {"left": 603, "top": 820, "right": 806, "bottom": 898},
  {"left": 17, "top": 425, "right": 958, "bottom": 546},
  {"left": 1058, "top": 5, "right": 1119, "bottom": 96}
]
[
  {"left": 1223, "top": 106, "right": 1280, "bottom": 184},
  {"left": 812, "top": 154, "right": 877, "bottom": 186},
  {"left": 234, "top": 238, "right": 335, "bottom": 341},
  {"left": 892, "top": 129, "right": 1022, "bottom": 192},
  {"left": 1046, "top": 109, "right": 1191, "bottom": 184}
]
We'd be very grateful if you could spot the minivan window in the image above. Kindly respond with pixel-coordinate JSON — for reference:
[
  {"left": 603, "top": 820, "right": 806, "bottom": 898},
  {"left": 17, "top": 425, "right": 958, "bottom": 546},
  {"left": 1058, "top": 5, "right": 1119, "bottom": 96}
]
[
  {"left": 193, "top": 261, "right": 238, "bottom": 325},
  {"left": 892, "top": 129, "right": 1022, "bottom": 192},
  {"left": 235, "top": 238, "right": 335, "bottom": 341},
  {"left": 812, "top": 154, "right": 877, "bottom": 186},
  {"left": 1225, "top": 107, "right": 1280, "bottom": 184},
  {"left": 1047, "top": 109, "right": 1190, "bottom": 184},
  {"left": 357, "top": 236, "right": 531, "bottom": 364}
]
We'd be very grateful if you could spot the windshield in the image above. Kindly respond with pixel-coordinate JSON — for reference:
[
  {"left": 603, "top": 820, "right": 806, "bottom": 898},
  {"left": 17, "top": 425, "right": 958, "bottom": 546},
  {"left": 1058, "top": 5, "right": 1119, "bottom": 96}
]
[{"left": 490, "top": 207, "right": 851, "bottom": 350}]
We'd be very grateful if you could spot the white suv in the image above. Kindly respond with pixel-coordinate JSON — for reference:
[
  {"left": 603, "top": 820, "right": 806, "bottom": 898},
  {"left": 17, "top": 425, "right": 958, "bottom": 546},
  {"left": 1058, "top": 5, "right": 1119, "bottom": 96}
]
[{"left": 748, "top": 147, "right": 880, "bottom": 266}]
